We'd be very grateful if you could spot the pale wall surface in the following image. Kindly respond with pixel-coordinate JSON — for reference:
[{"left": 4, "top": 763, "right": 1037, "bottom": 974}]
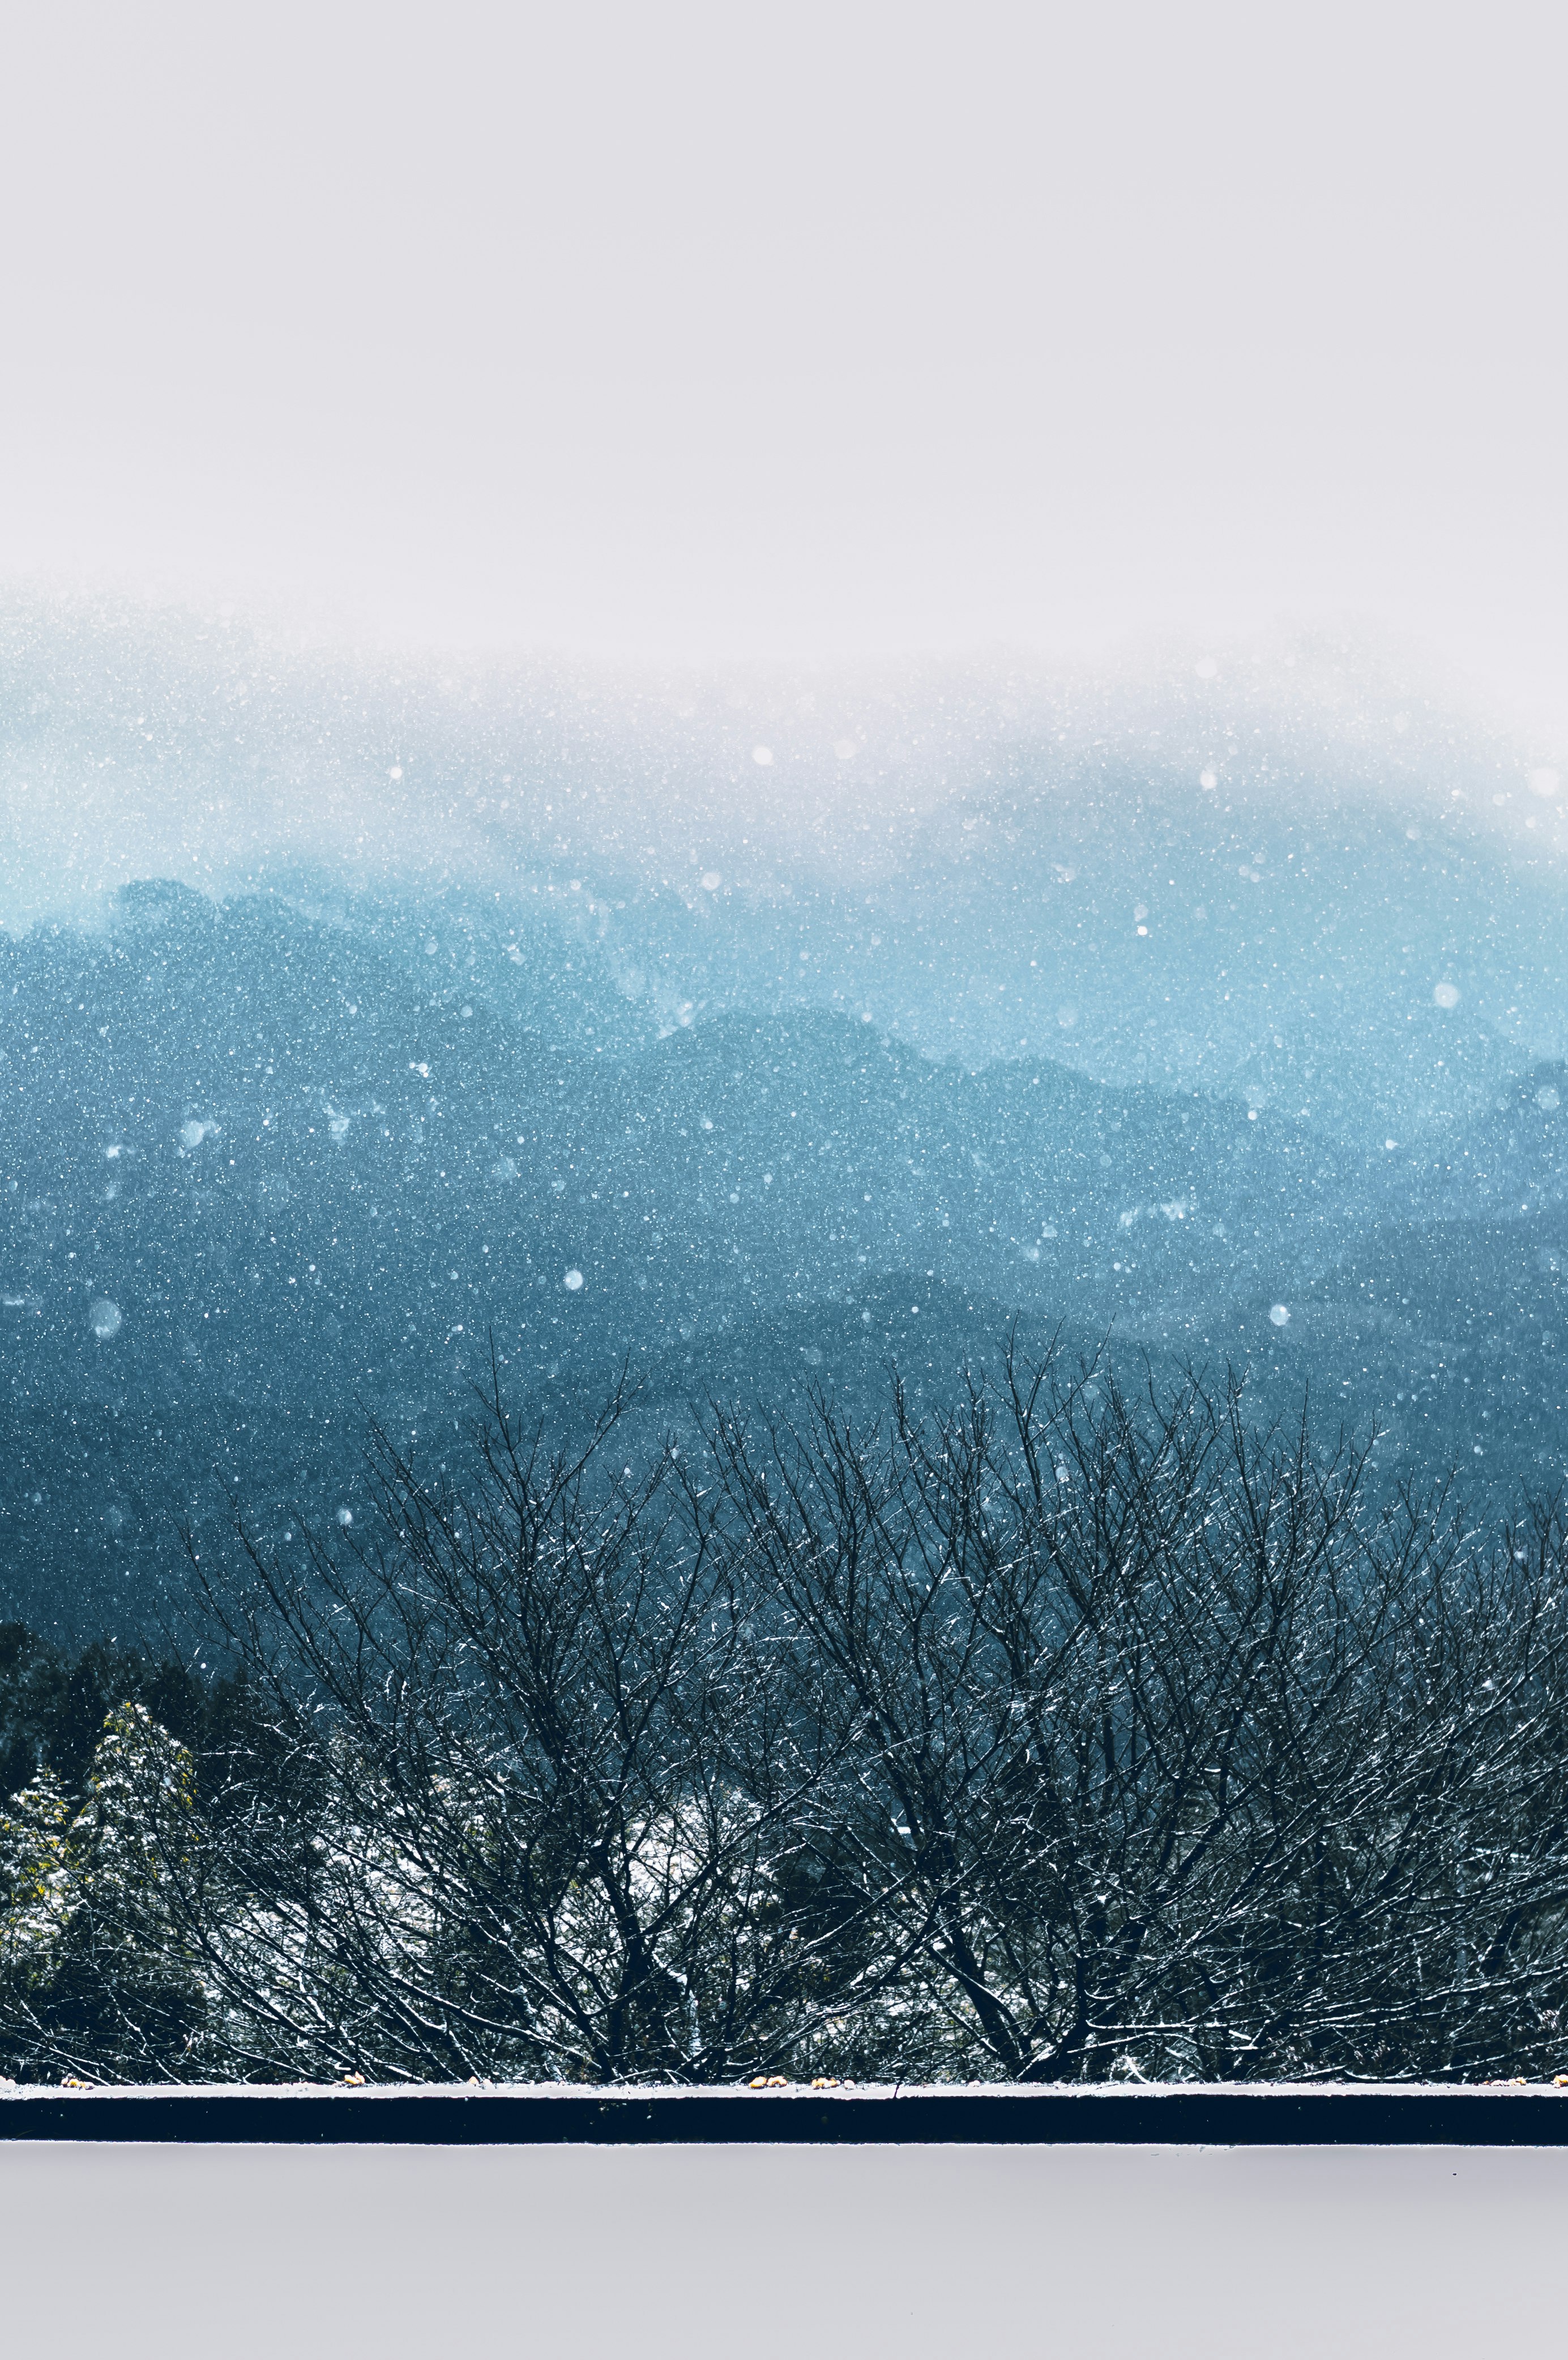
[{"left": 2, "top": 2141, "right": 1558, "bottom": 2358}]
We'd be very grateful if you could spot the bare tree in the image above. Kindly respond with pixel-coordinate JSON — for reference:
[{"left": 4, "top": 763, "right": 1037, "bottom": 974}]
[
  {"left": 180, "top": 1373, "right": 846, "bottom": 2082},
  {"left": 705, "top": 1345, "right": 1568, "bottom": 2081},
  {"left": 15, "top": 1346, "right": 1568, "bottom": 2086}
]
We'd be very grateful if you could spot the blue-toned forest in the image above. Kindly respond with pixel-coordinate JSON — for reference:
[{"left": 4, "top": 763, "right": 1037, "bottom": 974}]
[{"left": 2, "top": 601, "right": 1566, "bottom": 2084}]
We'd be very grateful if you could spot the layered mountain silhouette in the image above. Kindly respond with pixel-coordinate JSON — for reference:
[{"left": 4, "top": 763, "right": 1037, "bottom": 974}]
[{"left": 2, "top": 878, "right": 1563, "bottom": 1633}]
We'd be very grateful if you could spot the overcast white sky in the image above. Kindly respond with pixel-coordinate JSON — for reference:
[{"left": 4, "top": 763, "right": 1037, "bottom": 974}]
[{"left": 1, "top": 2, "right": 1563, "bottom": 746}]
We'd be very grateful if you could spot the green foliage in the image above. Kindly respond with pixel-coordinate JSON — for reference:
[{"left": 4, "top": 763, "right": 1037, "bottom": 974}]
[
  {"left": 0, "top": 1622, "right": 250, "bottom": 1797},
  {"left": 0, "top": 1769, "right": 75, "bottom": 1965},
  {"left": 0, "top": 1702, "right": 206, "bottom": 2082}
]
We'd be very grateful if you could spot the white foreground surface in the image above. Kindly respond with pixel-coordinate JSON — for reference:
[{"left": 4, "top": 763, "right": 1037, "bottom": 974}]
[{"left": 2, "top": 2141, "right": 1560, "bottom": 2357}]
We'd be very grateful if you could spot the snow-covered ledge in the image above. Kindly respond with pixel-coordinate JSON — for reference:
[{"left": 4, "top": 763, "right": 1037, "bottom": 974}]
[{"left": 4, "top": 2080, "right": 1568, "bottom": 2143}]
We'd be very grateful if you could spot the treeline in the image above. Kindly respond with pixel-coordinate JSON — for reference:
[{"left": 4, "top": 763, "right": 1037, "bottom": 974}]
[{"left": 5, "top": 1348, "right": 1568, "bottom": 2086}]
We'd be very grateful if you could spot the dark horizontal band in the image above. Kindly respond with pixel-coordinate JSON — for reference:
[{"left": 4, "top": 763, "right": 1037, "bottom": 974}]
[{"left": 3, "top": 2084, "right": 1567, "bottom": 2146}]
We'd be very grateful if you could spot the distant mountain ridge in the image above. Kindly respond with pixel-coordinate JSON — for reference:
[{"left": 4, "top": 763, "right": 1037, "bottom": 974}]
[{"left": 1, "top": 879, "right": 1563, "bottom": 1634}]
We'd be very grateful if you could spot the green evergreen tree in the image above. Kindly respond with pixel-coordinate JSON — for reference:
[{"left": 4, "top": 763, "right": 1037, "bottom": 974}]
[{"left": 0, "top": 1704, "right": 207, "bottom": 2081}]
